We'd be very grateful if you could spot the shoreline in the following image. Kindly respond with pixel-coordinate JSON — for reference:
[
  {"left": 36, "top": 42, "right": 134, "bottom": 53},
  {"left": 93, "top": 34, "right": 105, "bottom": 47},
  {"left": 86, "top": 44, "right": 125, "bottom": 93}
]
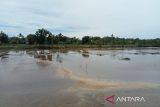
[{"left": 1, "top": 44, "right": 160, "bottom": 50}]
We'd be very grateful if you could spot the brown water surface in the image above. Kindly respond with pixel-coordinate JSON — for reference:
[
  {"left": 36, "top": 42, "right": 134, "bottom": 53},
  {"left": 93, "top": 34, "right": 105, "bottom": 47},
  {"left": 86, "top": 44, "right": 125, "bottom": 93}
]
[{"left": 0, "top": 48, "right": 160, "bottom": 107}]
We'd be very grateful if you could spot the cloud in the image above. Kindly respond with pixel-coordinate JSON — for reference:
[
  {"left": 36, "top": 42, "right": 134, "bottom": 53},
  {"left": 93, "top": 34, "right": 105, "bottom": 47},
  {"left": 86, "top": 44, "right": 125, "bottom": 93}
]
[
  {"left": 0, "top": 24, "right": 22, "bottom": 29},
  {"left": 0, "top": 0, "right": 159, "bottom": 38}
]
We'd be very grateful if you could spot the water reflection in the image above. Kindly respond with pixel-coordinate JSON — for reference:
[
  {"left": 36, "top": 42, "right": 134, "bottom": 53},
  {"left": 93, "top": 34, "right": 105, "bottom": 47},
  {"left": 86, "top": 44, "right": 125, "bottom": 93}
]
[
  {"left": 0, "top": 51, "right": 9, "bottom": 61},
  {"left": 34, "top": 50, "right": 53, "bottom": 61},
  {"left": 26, "top": 50, "right": 34, "bottom": 57},
  {"left": 82, "top": 53, "right": 89, "bottom": 58},
  {"left": 59, "top": 49, "right": 68, "bottom": 53},
  {"left": 56, "top": 53, "right": 63, "bottom": 63}
]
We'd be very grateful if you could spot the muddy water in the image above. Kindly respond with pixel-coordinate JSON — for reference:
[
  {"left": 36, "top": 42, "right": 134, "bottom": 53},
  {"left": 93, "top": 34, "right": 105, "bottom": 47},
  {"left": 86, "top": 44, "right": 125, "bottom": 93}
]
[{"left": 0, "top": 49, "right": 160, "bottom": 107}]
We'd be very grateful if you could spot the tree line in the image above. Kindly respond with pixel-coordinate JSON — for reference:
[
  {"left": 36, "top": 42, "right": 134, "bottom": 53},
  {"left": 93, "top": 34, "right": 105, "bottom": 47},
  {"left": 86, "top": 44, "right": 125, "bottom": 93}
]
[{"left": 0, "top": 28, "right": 160, "bottom": 47}]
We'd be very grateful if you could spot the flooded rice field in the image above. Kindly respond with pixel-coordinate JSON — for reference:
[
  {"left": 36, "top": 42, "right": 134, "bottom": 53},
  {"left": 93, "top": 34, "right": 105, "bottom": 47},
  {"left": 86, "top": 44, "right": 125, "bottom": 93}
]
[{"left": 0, "top": 48, "right": 160, "bottom": 107}]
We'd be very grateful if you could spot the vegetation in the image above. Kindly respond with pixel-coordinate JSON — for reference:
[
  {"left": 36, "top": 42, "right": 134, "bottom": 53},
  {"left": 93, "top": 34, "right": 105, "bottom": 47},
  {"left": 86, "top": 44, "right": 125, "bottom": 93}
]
[
  {"left": 0, "top": 31, "right": 9, "bottom": 44},
  {"left": 0, "top": 28, "right": 160, "bottom": 49}
]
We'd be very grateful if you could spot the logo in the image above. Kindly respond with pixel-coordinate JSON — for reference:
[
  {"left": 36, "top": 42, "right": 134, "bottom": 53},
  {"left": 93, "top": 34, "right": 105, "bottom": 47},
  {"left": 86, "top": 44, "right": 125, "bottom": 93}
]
[
  {"left": 105, "top": 95, "right": 146, "bottom": 104},
  {"left": 105, "top": 95, "right": 115, "bottom": 104}
]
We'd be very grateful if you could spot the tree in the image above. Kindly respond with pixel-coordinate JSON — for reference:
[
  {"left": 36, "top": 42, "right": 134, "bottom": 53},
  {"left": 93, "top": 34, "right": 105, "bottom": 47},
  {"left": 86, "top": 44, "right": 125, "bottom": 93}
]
[
  {"left": 55, "top": 33, "right": 68, "bottom": 44},
  {"left": 27, "top": 34, "right": 37, "bottom": 44},
  {"left": 0, "top": 31, "right": 9, "bottom": 44},
  {"left": 18, "top": 33, "right": 26, "bottom": 44},
  {"left": 46, "top": 35, "right": 53, "bottom": 44},
  {"left": 90, "top": 36, "right": 101, "bottom": 45},
  {"left": 82, "top": 36, "right": 90, "bottom": 44},
  {"left": 69, "top": 37, "right": 80, "bottom": 44},
  {"left": 1, "top": 28, "right": 160, "bottom": 47},
  {"left": 9, "top": 37, "right": 19, "bottom": 44},
  {"left": 35, "top": 28, "right": 52, "bottom": 44}
]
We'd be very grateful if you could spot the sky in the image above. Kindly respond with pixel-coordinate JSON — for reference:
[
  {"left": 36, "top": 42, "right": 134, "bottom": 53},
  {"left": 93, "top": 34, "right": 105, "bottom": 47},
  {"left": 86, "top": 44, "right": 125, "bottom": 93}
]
[{"left": 0, "top": 0, "right": 159, "bottom": 38}]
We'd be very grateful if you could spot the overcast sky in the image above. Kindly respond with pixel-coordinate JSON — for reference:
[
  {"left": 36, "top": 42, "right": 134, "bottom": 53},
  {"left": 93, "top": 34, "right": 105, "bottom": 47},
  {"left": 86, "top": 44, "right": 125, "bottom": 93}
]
[{"left": 0, "top": 0, "right": 159, "bottom": 38}]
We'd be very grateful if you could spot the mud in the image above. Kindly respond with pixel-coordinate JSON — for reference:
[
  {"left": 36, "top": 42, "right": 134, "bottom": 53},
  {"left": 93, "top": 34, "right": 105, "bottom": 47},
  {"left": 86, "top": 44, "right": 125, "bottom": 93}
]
[
  {"left": 56, "top": 67, "right": 159, "bottom": 91},
  {"left": 35, "top": 59, "right": 53, "bottom": 64}
]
